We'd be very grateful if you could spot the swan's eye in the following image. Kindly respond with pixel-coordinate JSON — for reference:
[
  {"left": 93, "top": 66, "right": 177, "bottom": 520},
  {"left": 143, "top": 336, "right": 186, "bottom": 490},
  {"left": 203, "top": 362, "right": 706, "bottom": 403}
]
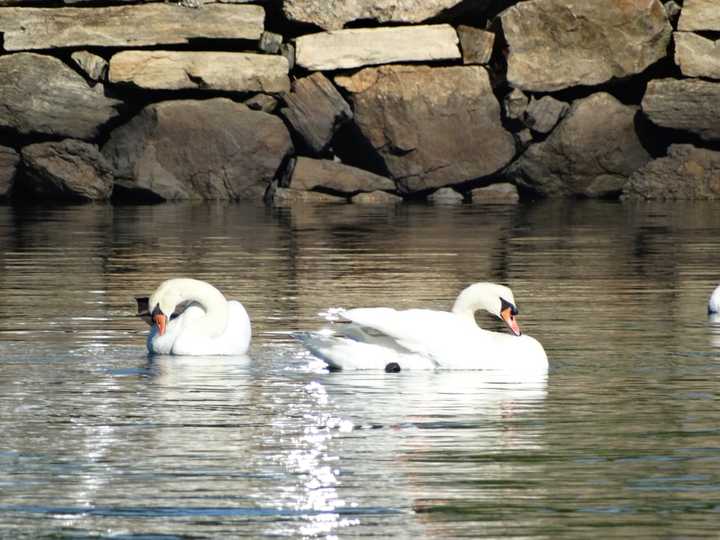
[{"left": 170, "top": 312, "right": 180, "bottom": 320}]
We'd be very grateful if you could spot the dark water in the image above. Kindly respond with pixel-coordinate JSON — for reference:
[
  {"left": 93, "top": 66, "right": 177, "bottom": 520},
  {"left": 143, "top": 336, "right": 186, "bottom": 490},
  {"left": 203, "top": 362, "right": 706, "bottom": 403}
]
[{"left": 1, "top": 200, "right": 720, "bottom": 538}]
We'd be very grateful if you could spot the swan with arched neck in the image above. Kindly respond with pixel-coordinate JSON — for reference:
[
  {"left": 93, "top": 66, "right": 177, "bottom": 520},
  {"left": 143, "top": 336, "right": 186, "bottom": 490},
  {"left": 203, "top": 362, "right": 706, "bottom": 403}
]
[
  {"left": 294, "top": 282, "right": 547, "bottom": 372},
  {"left": 137, "top": 278, "right": 251, "bottom": 355}
]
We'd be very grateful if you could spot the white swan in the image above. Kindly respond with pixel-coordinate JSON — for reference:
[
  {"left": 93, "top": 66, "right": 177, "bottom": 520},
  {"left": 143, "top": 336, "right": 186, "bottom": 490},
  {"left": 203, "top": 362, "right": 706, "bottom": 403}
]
[
  {"left": 136, "top": 278, "right": 251, "bottom": 355},
  {"left": 710, "top": 285, "right": 720, "bottom": 315},
  {"left": 294, "top": 283, "right": 548, "bottom": 372}
]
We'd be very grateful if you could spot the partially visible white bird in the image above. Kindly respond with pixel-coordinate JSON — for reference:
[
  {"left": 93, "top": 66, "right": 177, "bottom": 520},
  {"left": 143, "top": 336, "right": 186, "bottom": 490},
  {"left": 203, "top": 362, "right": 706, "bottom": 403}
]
[
  {"left": 137, "top": 278, "right": 251, "bottom": 356},
  {"left": 710, "top": 285, "right": 720, "bottom": 315},
  {"left": 294, "top": 282, "right": 548, "bottom": 372}
]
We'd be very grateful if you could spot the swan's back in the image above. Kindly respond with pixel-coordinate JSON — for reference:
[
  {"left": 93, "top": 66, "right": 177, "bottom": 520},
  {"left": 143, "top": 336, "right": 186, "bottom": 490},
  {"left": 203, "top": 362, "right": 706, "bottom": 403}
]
[{"left": 710, "top": 285, "right": 720, "bottom": 314}]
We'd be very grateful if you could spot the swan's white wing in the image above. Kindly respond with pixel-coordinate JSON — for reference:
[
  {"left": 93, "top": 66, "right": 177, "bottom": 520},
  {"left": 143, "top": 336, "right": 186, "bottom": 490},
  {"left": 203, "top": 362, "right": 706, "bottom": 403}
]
[
  {"left": 342, "top": 308, "right": 493, "bottom": 368},
  {"left": 342, "top": 308, "right": 547, "bottom": 371}
]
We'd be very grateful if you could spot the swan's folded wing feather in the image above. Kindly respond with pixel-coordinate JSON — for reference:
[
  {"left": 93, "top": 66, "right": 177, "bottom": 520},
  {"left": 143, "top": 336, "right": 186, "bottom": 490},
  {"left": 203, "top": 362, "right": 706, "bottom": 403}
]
[{"left": 342, "top": 308, "right": 483, "bottom": 363}]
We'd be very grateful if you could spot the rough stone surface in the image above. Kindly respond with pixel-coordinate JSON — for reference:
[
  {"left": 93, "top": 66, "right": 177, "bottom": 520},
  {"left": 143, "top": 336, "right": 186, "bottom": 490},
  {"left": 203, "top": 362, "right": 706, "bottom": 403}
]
[
  {"left": 678, "top": 0, "right": 720, "bottom": 31},
  {"left": 515, "top": 129, "right": 533, "bottom": 148},
  {"left": 352, "top": 190, "right": 403, "bottom": 204},
  {"left": 335, "top": 64, "right": 515, "bottom": 193},
  {"left": 0, "top": 4, "right": 264, "bottom": 50},
  {"left": 524, "top": 95, "right": 569, "bottom": 134},
  {"left": 245, "top": 93, "right": 278, "bottom": 113},
  {"left": 20, "top": 139, "right": 113, "bottom": 201},
  {"left": 272, "top": 187, "right": 346, "bottom": 206},
  {"left": 0, "top": 53, "right": 121, "bottom": 140},
  {"left": 457, "top": 25, "right": 495, "bottom": 65},
  {"left": 428, "top": 187, "right": 463, "bottom": 205},
  {"left": 283, "top": 0, "right": 466, "bottom": 31},
  {"left": 295, "top": 25, "right": 460, "bottom": 71},
  {"left": 71, "top": 51, "right": 108, "bottom": 82},
  {"left": 108, "top": 51, "right": 289, "bottom": 93},
  {"left": 642, "top": 78, "right": 720, "bottom": 142},
  {"left": 102, "top": 98, "right": 293, "bottom": 201},
  {"left": 500, "top": 0, "right": 672, "bottom": 92},
  {"left": 289, "top": 157, "right": 395, "bottom": 194},
  {"left": 471, "top": 183, "right": 519, "bottom": 203},
  {"left": 0, "top": 146, "right": 20, "bottom": 199},
  {"left": 664, "top": 1, "right": 681, "bottom": 20},
  {"left": 280, "top": 43, "right": 295, "bottom": 71},
  {"left": 504, "top": 88, "right": 528, "bottom": 120},
  {"left": 259, "top": 31, "right": 283, "bottom": 54},
  {"left": 507, "top": 92, "right": 651, "bottom": 198},
  {"left": 674, "top": 32, "right": 720, "bottom": 80},
  {"left": 623, "top": 144, "right": 720, "bottom": 199},
  {"left": 280, "top": 72, "right": 352, "bottom": 154}
]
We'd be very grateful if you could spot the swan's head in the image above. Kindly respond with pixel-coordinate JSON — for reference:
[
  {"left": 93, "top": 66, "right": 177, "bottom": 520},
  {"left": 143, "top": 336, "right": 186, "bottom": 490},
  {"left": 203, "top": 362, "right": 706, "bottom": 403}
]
[
  {"left": 147, "top": 278, "right": 195, "bottom": 336},
  {"left": 452, "top": 282, "right": 521, "bottom": 336}
]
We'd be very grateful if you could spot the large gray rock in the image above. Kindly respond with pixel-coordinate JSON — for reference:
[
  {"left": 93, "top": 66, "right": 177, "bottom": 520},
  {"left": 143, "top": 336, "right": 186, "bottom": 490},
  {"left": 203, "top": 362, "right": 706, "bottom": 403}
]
[
  {"left": 295, "top": 25, "right": 460, "bottom": 71},
  {"left": 288, "top": 157, "right": 395, "bottom": 195},
  {"left": 674, "top": 33, "right": 720, "bottom": 80},
  {"left": 71, "top": 51, "right": 108, "bottom": 83},
  {"left": 642, "top": 78, "right": 720, "bottom": 142},
  {"left": 507, "top": 92, "right": 651, "bottom": 197},
  {"left": 500, "top": 0, "right": 672, "bottom": 92},
  {"left": 0, "top": 146, "right": 20, "bottom": 199},
  {"left": 335, "top": 65, "right": 515, "bottom": 194},
  {"left": 0, "top": 53, "right": 121, "bottom": 140},
  {"left": 0, "top": 4, "right": 264, "bottom": 50},
  {"left": 20, "top": 139, "right": 113, "bottom": 201},
  {"left": 678, "top": 0, "right": 720, "bottom": 31},
  {"left": 102, "top": 98, "right": 293, "bottom": 201},
  {"left": 280, "top": 73, "right": 352, "bottom": 154},
  {"left": 283, "top": 0, "right": 466, "bottom": 30},
  {"left": 623, "top": 144, "right": 720, "bottom": 200},
  {"left": 108, "top": 51, "right": 290, "bottom": 93}
]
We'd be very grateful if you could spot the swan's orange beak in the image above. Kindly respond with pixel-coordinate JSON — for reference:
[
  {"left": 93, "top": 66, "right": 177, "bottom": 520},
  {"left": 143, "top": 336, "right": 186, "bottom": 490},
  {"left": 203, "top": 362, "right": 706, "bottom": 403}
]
[
  {"left": 153, "top": 313, "right": 167, "bottom": 336},
  {"left": 501, "top": 307, "right": 521, "bottom": 336}
]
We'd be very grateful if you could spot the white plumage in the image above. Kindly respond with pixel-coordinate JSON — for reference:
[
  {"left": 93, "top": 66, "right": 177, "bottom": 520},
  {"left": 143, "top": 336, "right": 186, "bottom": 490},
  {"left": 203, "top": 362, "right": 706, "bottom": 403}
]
[{"left": 295, "top": 283, "right": 548, "bottom": 372}]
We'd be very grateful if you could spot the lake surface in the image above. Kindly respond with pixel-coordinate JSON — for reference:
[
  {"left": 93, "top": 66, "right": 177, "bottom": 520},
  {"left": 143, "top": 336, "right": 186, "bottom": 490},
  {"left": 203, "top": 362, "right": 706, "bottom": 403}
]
[{"left": 1, "top": 200, "right": 720, "bottom": 539}]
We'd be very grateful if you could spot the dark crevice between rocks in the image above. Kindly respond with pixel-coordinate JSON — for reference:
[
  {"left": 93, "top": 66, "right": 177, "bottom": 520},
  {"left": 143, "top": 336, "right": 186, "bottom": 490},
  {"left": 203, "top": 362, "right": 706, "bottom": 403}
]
[
  {"left": 110, "top": 183, "right": 165, "bottom": 205},
  {"left": 331, "top": 122, "right": 392, "bottom": 180}
]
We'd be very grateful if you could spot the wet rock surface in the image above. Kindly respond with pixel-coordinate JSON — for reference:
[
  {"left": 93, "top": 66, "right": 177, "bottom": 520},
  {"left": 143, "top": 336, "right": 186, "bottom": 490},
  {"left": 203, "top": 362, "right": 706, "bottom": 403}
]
[
  {"left": 623, "top": 145, "right": 720, "bottom": 200},
  {"left": 508, "top": 93, "right": 651, "bottom": 198},
  {"left": 20, "top": 139, "right": 113, "bottom": 201},
  {"left": 336, "top": 64, "right": 515, "bottom": 194},
  {"left": 102, "top": 99, "right": 293, "bottom": 201}
]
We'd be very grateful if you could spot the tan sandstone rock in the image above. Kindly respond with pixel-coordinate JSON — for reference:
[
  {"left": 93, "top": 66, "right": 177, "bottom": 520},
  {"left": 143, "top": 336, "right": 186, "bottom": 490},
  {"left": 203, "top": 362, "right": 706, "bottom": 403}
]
[
  {"left": 0, "top": 4, "right": 264, "bottom": 50},
  {"left": 295, "top": 24, "right": 460, "bottom": 71},
  {"left": 109, "top": 51, "right": 289, "bottom": 93},
  {"left": 500, "top": 0, "right": 671, "bottom": 92},
  {"left": 335, "top": 64, "right": 515, "bottom": 194},
  {"left": 674, "top": 32, "right": 720, "bottom": 80}
]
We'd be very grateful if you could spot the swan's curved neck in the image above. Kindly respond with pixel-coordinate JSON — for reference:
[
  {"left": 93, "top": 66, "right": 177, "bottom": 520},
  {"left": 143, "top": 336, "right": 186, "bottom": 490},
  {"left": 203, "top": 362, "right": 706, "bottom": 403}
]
[
  {"left": 451, "top": 296, "right": 482, "bottom": 324},
  {"left": 450, "top": 284, "right": 500, "bottom": 326},
  {"left": 175, "top": 280, "right": 229, "bottom": 338}
]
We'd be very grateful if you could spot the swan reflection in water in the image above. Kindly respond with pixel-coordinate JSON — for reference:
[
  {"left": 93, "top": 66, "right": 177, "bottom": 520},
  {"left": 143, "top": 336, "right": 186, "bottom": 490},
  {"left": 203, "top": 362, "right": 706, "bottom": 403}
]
[{"left": 145, "top": 354, "right": 547, "bottom": 538}]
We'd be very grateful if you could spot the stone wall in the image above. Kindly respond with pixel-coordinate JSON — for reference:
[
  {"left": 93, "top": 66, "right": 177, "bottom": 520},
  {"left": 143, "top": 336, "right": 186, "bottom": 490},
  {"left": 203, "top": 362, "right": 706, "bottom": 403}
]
[{"left": 0, "top": 0, "right": 716, "bottom": 205}]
